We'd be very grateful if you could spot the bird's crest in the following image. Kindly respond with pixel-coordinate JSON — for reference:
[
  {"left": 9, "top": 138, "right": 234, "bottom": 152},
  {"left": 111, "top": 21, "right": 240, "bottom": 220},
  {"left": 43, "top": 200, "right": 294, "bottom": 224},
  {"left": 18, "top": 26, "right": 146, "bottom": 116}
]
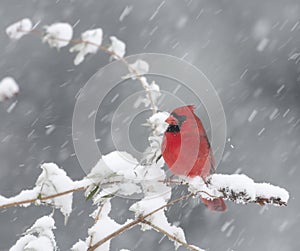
[{"left": 186, "top": 105, "right": 195, "bottom": 112}]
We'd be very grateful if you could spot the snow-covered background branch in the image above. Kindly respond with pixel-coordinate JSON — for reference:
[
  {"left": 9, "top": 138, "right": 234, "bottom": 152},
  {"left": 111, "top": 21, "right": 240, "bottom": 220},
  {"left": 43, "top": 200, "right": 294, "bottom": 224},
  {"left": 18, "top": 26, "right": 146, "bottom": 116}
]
[{"left": 0, "top": 1, "right": 299, "bottom": 251}]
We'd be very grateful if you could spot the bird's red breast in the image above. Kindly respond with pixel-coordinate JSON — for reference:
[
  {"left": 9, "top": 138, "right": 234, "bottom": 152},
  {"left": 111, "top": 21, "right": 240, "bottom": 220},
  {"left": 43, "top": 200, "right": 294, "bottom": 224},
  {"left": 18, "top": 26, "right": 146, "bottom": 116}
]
[
  {"left": 162, "top": 105, "right": 214, "bottom": 178},
  {"left": 162, "top": 105, "right": 226, "bottom": 212}
]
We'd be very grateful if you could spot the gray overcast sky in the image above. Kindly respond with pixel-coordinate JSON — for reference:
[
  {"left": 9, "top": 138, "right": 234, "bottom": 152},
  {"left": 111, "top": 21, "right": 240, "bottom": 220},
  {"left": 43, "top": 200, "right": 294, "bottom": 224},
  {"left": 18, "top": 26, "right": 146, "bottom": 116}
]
[{"left": 0, "top": 1, "right": 299, "bottom": 250}]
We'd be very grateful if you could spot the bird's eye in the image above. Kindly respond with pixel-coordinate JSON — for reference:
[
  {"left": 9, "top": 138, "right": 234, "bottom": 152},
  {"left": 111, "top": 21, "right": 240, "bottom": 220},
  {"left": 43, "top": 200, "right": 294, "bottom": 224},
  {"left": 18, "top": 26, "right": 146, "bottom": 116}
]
[{"left": 171, "top": 112, "right": 186, "bottom": 126}]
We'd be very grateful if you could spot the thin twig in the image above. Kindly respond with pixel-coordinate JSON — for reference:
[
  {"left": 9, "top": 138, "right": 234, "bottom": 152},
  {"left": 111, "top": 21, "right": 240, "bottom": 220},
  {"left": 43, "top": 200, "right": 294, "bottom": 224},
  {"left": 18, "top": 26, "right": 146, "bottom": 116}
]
[
  {"left": 0, "top": 186, "right": 87, "bottom": 209},
  {"left": 87, "top": 192, "right": 198, "bottom": 251},
  {"left": 88, "top": 203, "right": 105, "bottom": 248},
  {"left": 141, "top": 219, "right": 201, "bottom": 251},
  {"left": 20, "top": 28, "right": 159, "bottom": 134}
]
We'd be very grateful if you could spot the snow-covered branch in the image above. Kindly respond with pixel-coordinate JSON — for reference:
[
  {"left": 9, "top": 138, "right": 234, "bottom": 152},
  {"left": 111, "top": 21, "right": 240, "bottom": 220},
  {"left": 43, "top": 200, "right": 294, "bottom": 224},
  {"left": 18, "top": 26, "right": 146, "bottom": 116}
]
[
  {"left": 5, "top": 18, "right": 160, "bottom": 120},
  {"left": 186, "top": 174, "right": 289, "bottom": 207},
  {"left": 10, "top": 215, "right": 57, "bottom": 251},
  {"left": 208, "top": 174, "right": 289, "bottom": 206},
  {"left": 0, "top": 77, "right": 19, "bottom": 102},
  {"left": 3, "top": 17, "right": 290, "bottom": 251}
]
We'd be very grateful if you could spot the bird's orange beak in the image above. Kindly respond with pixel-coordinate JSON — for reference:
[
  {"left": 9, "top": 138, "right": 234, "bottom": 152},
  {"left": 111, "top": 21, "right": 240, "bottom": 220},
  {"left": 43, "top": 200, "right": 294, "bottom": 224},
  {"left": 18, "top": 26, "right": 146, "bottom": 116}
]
[{"left": 165, "top": 115, "right": 178, "bottom": 125}]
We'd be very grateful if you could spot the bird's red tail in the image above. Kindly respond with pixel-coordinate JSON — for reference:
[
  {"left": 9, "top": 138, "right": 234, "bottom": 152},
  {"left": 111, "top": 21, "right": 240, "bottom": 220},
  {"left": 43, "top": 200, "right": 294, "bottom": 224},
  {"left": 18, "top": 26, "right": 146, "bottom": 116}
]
[{"left": 201, "top": 197, "right": 226, "bottom": 212}]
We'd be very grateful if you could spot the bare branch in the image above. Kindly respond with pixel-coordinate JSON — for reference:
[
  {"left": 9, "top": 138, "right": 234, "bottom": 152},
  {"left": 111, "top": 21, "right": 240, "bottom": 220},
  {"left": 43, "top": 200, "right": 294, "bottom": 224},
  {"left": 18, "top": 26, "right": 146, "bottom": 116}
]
[
  {"left": 87, "top": 192, "right": 197, "bottom": 251},
  {"left": 141, "top": 219, "right": 203, "bottom": 251},
  {"left": 88, "top": 203, "right": 105, "bottom": 248},
  {"left": 0, "top": 186, "right": 87, "bottom": 209},
  {"left": 19, "top": 28, "right": 159, "bottom": 134}
]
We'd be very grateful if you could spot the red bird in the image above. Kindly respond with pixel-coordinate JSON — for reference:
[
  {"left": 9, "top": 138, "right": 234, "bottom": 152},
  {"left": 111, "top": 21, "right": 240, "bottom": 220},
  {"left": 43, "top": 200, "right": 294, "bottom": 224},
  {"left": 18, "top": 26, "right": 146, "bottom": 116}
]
[{"left": 162, "top": 105, "right": 226, "bottom": 212}]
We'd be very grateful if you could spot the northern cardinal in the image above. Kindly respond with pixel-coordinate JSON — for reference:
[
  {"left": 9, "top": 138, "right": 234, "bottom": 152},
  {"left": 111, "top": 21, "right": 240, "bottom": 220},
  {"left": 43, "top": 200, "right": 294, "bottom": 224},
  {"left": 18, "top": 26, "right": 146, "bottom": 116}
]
[{"left": 162, "top": 105, "right": 226, "bottom": 212}]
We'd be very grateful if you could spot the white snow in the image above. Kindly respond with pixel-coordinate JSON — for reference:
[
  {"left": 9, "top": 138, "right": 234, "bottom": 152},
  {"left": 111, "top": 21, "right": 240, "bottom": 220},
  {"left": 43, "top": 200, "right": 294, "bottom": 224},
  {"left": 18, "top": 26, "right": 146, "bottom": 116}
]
[
  {"left": 20, "top": 237, "right": 53, "bottom": 251},
  {"left": 134, "top": 77, "right": 161, "bottom": 110},
  {"left": 255, "top": 183, "right": 289, "bottom": 203},
  {"left": 252, "top": 19, "right": 271, "bottom": 40},
  {"left": 72, "top": 201, "right": 134, "bottom": 251},
  {"left": 256, "top": 38, "right": 269, "bottom": 52},
  {"left": 0, "top": 187, "right": 40, "bottom": 207},
  {"left": 289, "top": 52, "right": 300, "bottom": 64},
  {"left": 7, "top": 100, "right": 18, "bottom": 113},
  {"left": 102, "top": 151, "right": 139, "bottom": 180},
  {"left": 147, "top": 112, "right": 169, "bottom": 134},
  {"left": 130, "top": 196, "right": 186, "bottom": 250},
  {"left": 84, "top": 151, "right": 143, "bottom": 200},
  {"left": 87, "top": 201, "right": 123, "bottom": 251},
  {"left": 36, "top": 163, "right": 74, "bottom": 217},
  {"left": 202, "top": 174, "right": 289, "bottom": 205},
  {"left": 70, "top": 28, "right": 103, "bottom": 65},
  {"left": 45, "top": 124, "right": 56, "bottom": 135},
  {"left": 210, "top": 174, "right": 257, "bottom": 201},
  {"left": 0, "top": 77, "right": 19, "bottom": 102},
  {"left": 119, "top": 6, "right": 133, "bottom": 22},
  {"left": 10, "top": 235, "right": 37, "bottom": 251},
  {"left": 10, "top": 215, "right": 56, "bottom": 251},
  {"left": 269, "top": 108, "right": 279, "bottom": 120},
  {"left": 108, "top": 36, "right": 126, "bottom": 59},
  {"left": 248, "top": 110, "right": 258, "bottom": 122},
  {"left": 6, "top": 18, "right": 32, "bottom": 40},
  {"left": 43, "top": 22, "right": 73, "bottom": 49},
  {"left": 126, "top": 59, "right": 149, "bottom": 79},
  {"left": 71, "top": 240, "right": 88, "bottom": 251}
]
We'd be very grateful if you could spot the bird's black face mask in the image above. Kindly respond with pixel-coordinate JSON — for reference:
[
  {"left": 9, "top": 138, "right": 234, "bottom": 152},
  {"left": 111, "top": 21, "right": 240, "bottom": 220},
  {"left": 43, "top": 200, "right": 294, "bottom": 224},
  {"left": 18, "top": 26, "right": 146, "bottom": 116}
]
[{"left": 166, "top": 112, "right": 186, "bottom": 133}]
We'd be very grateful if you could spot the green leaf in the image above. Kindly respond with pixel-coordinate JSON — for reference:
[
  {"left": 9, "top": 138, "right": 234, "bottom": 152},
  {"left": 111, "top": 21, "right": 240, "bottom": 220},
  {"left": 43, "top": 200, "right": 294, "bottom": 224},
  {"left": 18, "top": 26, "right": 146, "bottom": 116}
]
[
  {"left": 85, "top": 185, "right": 99, "bottom": 201},
  {"left": 101, "top": 190, "right": 118, "bottom": 199}
]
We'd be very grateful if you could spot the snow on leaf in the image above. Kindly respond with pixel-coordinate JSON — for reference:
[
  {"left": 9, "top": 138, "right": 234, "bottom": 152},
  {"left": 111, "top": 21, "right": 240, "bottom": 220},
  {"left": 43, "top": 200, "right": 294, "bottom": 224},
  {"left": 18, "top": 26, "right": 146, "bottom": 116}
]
[
  {"left": 0, "top": 77, "right": 20, "bottom": 102},
  {"left": 71, "top": 240, "right": 88, "bottom": 251},
  {"left": 141, "top": 112, "right": 168, "bottom": 165},
  {"left": 88, "top": 201, "right": 123, "bottom": 251},
  {"left": 102, "top": 151, "right": 139, "bottom": 180},
  {"left": 10, "top": 215, "right": 56, "bottom": 251},
  {"left": 187, "top": 176, "right": 206, "bottom": 194},
  {"left": 0, "top": 187, "right": 40, "bottom": 208},
  {"left": 139, "top": 77, "right": 161, "bottom": 110},
  {"left": 70, "top": 28, "right": 103, "bottom": 65},
  {"left": 25, "top": 215, "right": 56, "bottom": 237},
  {"left": 21, "top": 237, "right": 54, "bottom": 251},
  {"left": 85, "top": 185, "right": 99, "bottom": 201},
  {"left": 42, "top": 22, "right": 73, "bottom": 49},
  {"left": 189, "top": 245, "right": 206, "bottom": 251},
  {"left": 10, "top": 235, "right": 37, "bottom": 251},
  {"left": 83, "top": 151, "right": 142, "bottom": 201},
  {"left": 130, "top": 196, "right": 186, "bottom": 249},
  {"left": 125, "top": 59, "right": 149, "bottom": 79},
  {"left": 108, "top": 36, "right": 126, "bottom": 59},
  {"left": 72, "top": 200, "right": 133, "bottom": 251},
  {"left": 6, "top": 18, "right": 32, "bottom": 40},
  {"left": 147, "top": 112, "right": 169, "bottom": 134},
  {"left": 36, "top": 163, "right": 74, "bottom": 217}
]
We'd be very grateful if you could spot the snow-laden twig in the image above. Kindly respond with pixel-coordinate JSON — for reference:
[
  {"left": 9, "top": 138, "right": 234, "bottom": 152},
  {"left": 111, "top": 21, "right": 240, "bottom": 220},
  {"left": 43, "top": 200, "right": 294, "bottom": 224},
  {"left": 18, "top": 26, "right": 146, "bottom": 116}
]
[
  {"left": 0, "top": 77, "right": 19, "bottom": 102},
  {"left": 207, "top": 174, "right": 289, "bottom": 206},
  {"left": 6, "top": 18, "right": 32, "bottom": 40},
  {"left": 141, "top": 220, "right": 204, "bottom": 251},
  {"left": 8, "top": 19, "right": 159, "bottom": 121},
  {"left": 4, "top": 18, "right": 290, "bottom": 251},
  {"left": 183, "top": 174, "right": 289, "bottom": 206},
  {"left": 43, "top": 22, "right": 73, "bottom": 49},
  {"left": 87, "top": 192, "right": 199, "bottom": 251},
  {"left": 10, "top": 215, "right": 57, "bottom": 251}
]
